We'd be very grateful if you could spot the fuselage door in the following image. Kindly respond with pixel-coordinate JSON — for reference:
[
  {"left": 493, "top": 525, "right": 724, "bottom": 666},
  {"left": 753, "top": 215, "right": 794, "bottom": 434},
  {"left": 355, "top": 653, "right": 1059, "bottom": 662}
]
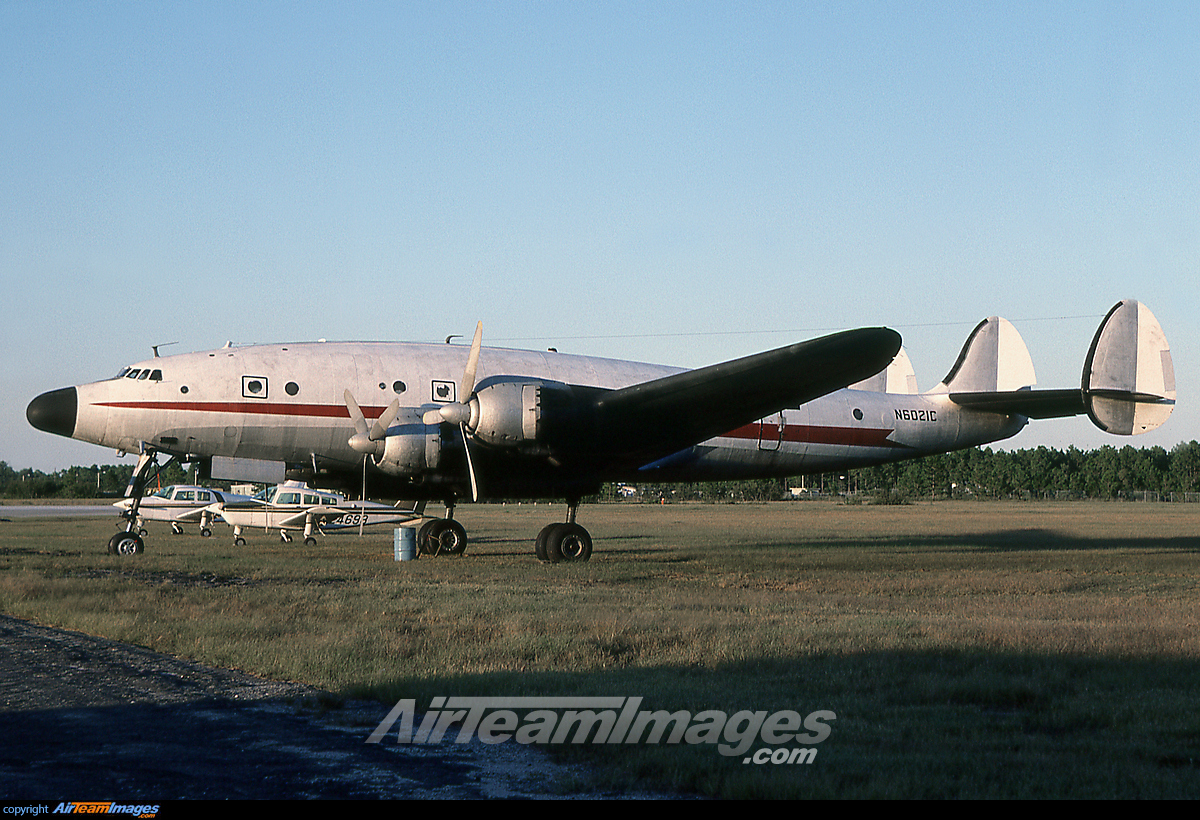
[{"left": 757, "top": 411, "right": 785, "bottom": 451}]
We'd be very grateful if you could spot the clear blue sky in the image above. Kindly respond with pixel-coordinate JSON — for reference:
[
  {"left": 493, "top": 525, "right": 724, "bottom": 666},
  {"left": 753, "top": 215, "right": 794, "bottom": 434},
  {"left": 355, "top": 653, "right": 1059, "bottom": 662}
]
[{"left": 3, "top": 2, "right": 1196, "bottom": 471}]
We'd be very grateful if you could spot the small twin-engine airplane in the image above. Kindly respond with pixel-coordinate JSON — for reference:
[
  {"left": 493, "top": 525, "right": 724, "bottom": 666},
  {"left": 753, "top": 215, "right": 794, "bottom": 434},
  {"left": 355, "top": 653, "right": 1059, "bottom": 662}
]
[
  {"left": 112, "top": 484, "right": 255, "bottom": 538},
  {"left": 109, "top": 481, "right": 419, "bottom": 551},
  {"left": 27, "top": 299, "right": 1174, "bottom": 562},
  {"left": 210, "top": 480, "right": 420, "bottom": 548}
]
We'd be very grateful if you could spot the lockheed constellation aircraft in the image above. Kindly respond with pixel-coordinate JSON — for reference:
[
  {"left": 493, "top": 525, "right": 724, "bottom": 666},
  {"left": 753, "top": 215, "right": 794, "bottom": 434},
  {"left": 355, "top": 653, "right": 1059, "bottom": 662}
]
[{"left": 27, "top": 299, "right": 1174, "bottom": 561}]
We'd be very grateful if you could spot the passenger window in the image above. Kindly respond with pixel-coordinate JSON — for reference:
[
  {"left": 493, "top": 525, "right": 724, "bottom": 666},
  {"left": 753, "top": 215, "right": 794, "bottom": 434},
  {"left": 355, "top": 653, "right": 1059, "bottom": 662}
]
[{"left": 242, "top": 376, "right": 268, "bottom": 398}]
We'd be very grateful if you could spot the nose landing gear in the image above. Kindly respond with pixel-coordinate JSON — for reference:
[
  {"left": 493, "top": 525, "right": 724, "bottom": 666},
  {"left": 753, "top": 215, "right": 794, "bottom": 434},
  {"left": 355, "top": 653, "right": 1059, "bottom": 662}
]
[{"left": 108, "top": 449, "right": 174, "bottom": 556}]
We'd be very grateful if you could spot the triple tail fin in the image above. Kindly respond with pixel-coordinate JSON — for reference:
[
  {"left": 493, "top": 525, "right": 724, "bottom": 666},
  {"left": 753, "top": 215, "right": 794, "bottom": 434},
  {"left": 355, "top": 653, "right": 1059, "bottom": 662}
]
[
  {"left": 930, "top": 316, "right": 1036, "bottom": 394},
  {"left": 942, "top": 300, "right": 1175, "bottom": 435},
  {"left": 850, "top": 347, "right": 919, "bottom": 394},
  {"left": 1082, "top": 300, "right": 1175, "bottom": 434}
]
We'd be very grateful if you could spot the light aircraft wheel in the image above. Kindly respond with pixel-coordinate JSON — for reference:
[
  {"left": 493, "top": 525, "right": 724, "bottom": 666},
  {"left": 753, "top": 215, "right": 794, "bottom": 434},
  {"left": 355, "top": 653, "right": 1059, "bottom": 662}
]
[
  {"left": 108, "top": 532, "right": 144, "bottom": 556},
  {"left": 420, "top": 519, "right": 467, "bottom": 556},
  {"left": 200, "top": 528, "right": 212, "bottom": 538},
  {"left": 234, "top": 536, "right": 246, "bottom": 547},
  {"left": 304, "top": 537, "right": 317, "bottom": 546},
  {"left": 171, "top": 523, "right": 183, "bottom": 535},
  {"left": 542, "top": 523, "right": 591, "bottom": 563}
]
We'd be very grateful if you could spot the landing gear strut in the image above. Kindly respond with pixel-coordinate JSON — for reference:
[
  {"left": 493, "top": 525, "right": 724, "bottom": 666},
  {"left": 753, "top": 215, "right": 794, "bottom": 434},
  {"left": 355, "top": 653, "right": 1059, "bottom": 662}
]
[
  {"left": 535, "top": 498, "right": 592, "bottom": 563},
  {"left": 108, "top": 449, "right": 174, "bottom": 556}
]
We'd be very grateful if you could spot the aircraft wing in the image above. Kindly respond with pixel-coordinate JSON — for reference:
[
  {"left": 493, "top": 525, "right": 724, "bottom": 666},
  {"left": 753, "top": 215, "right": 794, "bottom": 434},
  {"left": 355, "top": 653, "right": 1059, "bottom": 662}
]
[
  {"left": 308, "top": 506, "right": 421, "bottom": 530},
  {"left": 568, "top": 327, "right": 902, "bottom": 468},
  {"left": 169, "top": 506, "right": 211, "bottom": 523}
]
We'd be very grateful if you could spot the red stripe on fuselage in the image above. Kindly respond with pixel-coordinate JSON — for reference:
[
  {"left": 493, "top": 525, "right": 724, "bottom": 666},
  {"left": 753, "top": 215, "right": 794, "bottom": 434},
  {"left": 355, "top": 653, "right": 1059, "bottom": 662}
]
[
  {"left": 724, "top": 422, "right": 905, "bottom": 449},
  {"left": 95, "top": 402, "right": 906, "bottom": 448},
  {"left": 95, "top": 401, "right": 363, "bottom": 418}
]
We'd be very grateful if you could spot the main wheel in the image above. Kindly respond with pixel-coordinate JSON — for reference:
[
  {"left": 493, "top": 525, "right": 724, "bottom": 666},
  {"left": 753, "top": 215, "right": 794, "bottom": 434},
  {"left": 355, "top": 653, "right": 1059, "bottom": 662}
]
[
  {"left": 108, "top": 531, "right": 144, "bottom": 556},
  {"left": 535, "top": 523, "right": 565, "bottom": 562},
  {"left": 419, "top": 519, "right": 467, "bottom": 556},
  {"left": 542, "top": 523, "right": 592, "bottom": 563}
]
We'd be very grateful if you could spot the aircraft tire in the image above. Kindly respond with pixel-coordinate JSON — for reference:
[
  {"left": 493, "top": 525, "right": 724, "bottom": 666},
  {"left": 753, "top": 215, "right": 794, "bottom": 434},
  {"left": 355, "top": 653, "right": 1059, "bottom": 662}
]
[
  {"left": 535, "top": 524, "right": 556, "bottom": 561},
  {"left": 304, "top": 537, "right": 317, "bottom": 546},
  {"left": 421, "top": 519, "right": 467, "bottom": 556},
  {"left": 234, "top": 537, "right": 246, "bottom": 547},
  {"left": 200, "top": 528, "right": 212, "bottom": 538},
  {"left": 542, "top": 523, "right": 591, "bottom": 563},
  {"left": 108, "top": 532, "right": 144, "bottom": 556}
]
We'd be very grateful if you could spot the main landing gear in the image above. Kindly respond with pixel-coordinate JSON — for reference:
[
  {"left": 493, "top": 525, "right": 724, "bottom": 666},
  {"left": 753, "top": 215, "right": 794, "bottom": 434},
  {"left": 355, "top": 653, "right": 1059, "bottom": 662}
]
[
  {"left": 414, "top": 497, "right": 593, "bottom": 562},
  {"left": 535, "top": 498, "right": 592, "bottom": 563},
  {"left": 416, "top": 500, "right": 467, "bottom": 556}
]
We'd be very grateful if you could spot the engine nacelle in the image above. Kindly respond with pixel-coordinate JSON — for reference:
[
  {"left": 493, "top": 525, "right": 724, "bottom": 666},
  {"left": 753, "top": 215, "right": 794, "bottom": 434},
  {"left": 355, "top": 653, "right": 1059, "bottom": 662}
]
[
  {"left": 373, "top": 411, "right": 442, "bottom": 476},
  {"left": 469, "top": 381, "right": 542, "bottom": 448}
]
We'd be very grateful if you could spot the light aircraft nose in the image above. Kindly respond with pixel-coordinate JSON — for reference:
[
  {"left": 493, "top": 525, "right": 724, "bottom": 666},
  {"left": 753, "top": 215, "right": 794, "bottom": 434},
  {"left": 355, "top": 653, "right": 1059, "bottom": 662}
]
[{"left": 27, "top": 387, "right": 78, "bottom": 438}]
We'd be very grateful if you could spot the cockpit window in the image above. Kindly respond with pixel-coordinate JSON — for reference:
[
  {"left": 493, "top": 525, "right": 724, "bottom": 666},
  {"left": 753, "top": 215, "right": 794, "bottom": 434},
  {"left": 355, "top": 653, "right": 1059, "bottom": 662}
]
[
  {"left": 126, "top": 369, "right": 141, "bottom": 379},
  {"left": 115, "top": 368, "right": 131, "bottom": 379},
  {"left": 150, "top": 370, "right": 162, "bottom": 381}
]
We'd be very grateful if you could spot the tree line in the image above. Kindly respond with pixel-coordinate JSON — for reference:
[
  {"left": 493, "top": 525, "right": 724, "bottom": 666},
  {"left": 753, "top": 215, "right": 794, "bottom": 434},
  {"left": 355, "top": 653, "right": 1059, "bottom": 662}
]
[{"left": 4, "top": 441, "right": 1200, "bottom": 501}]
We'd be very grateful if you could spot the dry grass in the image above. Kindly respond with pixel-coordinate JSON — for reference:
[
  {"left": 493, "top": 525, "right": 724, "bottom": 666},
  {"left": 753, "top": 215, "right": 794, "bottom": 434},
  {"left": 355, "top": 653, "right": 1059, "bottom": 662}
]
[{"left": 2, "top": 499, "right": 1199, "bottom": 797}]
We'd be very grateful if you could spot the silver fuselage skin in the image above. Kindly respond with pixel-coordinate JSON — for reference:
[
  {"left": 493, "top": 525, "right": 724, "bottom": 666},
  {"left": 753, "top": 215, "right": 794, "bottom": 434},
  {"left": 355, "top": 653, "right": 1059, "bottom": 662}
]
[{"left": 49, "top": 341, "right": 1024, "bottom": 497}]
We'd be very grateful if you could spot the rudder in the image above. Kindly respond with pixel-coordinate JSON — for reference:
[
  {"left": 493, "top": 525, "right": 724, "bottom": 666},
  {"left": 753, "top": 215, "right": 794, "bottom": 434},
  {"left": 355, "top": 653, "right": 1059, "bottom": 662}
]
[{"left": 1083, "top": 300, "right": 1175, "bottom": 435}]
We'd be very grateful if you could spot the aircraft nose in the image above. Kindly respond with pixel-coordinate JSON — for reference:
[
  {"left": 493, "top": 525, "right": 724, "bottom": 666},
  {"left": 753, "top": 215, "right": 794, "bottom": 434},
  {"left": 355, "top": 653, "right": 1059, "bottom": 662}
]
[{"left": 27, "top": 387, "right": 78, "bottom": 438}]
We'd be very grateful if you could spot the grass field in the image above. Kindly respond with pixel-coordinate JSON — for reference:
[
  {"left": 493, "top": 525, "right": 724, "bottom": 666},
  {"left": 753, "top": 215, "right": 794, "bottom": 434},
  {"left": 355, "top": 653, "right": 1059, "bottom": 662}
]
[{"left": 2, "top": 499, "right": 1198, "bottom": 798}]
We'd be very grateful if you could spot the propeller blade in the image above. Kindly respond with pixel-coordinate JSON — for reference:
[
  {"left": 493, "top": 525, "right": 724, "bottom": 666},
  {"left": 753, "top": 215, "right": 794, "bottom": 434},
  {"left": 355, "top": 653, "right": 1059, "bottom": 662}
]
[
  {"left": 462, "top": 321, "right": 482, "bottom": 397},
  {"left": 461, "top": 423, "right": 479, "bottom": 502},
  {"left": 370, "top": 398, "right": 401, "bottom": 441},
  {"left": 344, "top": 389, "right": 378, "bottom": 454},
  {"left": 344, "top": 390, "right": 369, "bottom": 437},
  {"left": 421, "top": 323, "right": 483, "bottom": 428}
]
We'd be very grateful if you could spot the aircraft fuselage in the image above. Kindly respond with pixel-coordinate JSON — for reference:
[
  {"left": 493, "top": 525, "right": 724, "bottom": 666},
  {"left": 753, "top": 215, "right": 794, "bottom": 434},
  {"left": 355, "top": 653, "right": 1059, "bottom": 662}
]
[{"left": 33, "top": 340, "right": 1024, "bottom": 499}]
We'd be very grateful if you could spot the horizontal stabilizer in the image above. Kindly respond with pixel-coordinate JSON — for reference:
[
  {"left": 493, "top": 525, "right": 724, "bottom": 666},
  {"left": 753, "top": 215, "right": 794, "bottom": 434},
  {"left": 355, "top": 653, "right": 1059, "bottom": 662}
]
[
  {"left": 948, "top": 300, "right": 1174, "bottom": 436},
  {"left": 1082, "top": 300, "right": 1175, "bottom": 435},
  {"left": 949, "top": 388, "right": 1085, "bottom": 419}
]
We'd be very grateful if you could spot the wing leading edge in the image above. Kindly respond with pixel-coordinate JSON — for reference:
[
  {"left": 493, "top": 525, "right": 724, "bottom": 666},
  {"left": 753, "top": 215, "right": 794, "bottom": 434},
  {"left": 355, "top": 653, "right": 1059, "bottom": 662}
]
[{"left": 571, "top": 327, "right": 902, "bottom": 469}]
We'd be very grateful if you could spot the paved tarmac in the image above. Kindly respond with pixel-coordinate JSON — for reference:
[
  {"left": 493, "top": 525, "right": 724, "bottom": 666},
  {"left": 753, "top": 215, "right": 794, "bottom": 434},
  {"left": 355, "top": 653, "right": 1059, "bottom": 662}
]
[{"left": 0, "top": 614, "right": 662, "bottom": 800}]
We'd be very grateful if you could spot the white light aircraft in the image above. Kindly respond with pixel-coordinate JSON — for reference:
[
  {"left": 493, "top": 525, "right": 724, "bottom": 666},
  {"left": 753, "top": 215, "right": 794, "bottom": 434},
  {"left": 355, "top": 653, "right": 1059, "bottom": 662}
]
[
  {"left": 27, "top": 299, "right": 1174, "bottom": 561},
  {"left": 209, "top": 480, "right": 421, "bottom": 548},
  {"left": 112, "top": 484, "right": 255, "bottom": 539}
]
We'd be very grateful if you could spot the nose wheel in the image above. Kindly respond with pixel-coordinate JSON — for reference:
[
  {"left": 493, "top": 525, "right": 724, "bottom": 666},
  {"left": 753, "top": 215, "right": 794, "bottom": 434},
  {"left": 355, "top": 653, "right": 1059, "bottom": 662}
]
[{"left": 108, "top": 531, "right": 144, "bottom": 555}]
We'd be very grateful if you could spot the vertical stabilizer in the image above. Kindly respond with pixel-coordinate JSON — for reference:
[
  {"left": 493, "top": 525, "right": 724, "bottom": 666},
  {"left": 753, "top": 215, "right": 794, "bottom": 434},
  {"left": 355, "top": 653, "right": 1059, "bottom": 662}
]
[
  {"left": 930, "top": 316, "right": 1036, "bottom": 394},
  {"left": 850, "top": 347, "right": 919, "bottom": 393},
  {"left": 1083, "top": 300, "right": 1175, "bottom": 434}
]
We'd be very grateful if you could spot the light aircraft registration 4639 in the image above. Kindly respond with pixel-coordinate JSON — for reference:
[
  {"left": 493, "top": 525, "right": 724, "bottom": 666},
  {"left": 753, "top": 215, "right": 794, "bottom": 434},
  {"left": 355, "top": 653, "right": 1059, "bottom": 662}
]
[{"left": 27, "top": 300, "right": 1175, "bottom": 561}]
